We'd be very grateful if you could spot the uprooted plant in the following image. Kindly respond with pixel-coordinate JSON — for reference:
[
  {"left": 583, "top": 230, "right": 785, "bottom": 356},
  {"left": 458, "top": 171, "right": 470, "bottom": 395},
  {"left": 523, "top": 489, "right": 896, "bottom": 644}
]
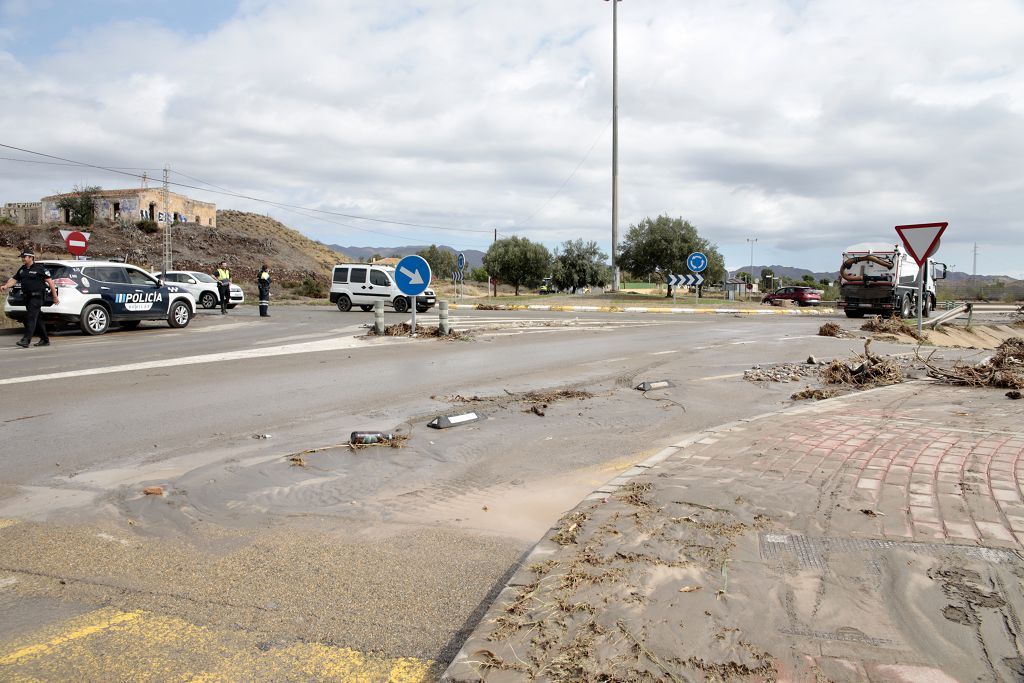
[
  {"left": 817, "top": 322, "right": 850, "bottom": 338},
  {"left": 919, "top": 337, "right": 1024, "bottom": 390},
  {"left": 861, "top": 315, "right": 923, "bottom": 341},
  {"left": 821, "top": 338, "right": 905, "bottom": 387}
]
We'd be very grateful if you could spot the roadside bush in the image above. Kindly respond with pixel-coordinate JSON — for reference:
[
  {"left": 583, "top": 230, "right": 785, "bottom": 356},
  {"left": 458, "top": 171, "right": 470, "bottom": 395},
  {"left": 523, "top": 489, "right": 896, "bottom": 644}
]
[
  {"left": 136, "top": 219, "right": 159, "bottom": 234},
  {"left": 0, "top": 216, "right": 14, "bottom": 227},
  {"left": 294, "top": 276, "right": 326, "bottom": 298}
]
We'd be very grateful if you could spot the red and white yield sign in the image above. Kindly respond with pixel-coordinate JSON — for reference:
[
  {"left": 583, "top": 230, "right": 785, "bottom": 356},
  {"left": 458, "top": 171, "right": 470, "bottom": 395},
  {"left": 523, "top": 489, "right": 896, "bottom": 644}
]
[
  {"left": 895, "top": 222, "right": 947, "bottom": 266},
  {"left": 60, "top": 229, "right": 90, "bottom": 256}
]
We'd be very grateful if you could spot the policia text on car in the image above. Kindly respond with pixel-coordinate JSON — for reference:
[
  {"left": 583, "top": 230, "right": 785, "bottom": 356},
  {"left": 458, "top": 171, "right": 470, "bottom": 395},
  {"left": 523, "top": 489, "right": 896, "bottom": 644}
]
[{"left": 0, "top": 250, "right": 60, "bottom": 347}]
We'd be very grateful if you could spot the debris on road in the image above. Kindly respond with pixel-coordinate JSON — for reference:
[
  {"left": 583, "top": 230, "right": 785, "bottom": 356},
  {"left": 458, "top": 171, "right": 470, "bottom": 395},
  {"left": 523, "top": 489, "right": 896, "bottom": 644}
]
[
  {"left": 822, "top": 339, "right": 904, "bottom": 387},
  {"left": 1008, "top": 390, "right": 1022, "bottom": 400},
  {"left": 679, "top": 585, "right": 702, "bottom": 593},
  {"left": 528, "top": 404, "right": 546, "bottom": 417},
  {"left": 252, "top": 434, "right": 271, "bottom": 440},
  {"left": 368, "top": 322, "right": 472, "bottom": 340},
  {"left": 791, "top": 387, "right": 838, "bottom": 401},
  {"left": 744, "top": 363, "right": 820, "bottom": 383},
  {"left": 817, "top": 322, "right": 850, "bottom": 337},
  {"left": 861, "top": 315, "right": 923, "bottom": 341},
  {"left": 349, "top": 431, "right": 409, "bottom": 449},
  {"left": 288, "top": 455, "right": 306, "bottom": 467},
  {"left": 921, "top": 337, "right": 1024, "bottom": 389},
  {"left": 142, "top": 486, "right": 164, "bottom": 496}
]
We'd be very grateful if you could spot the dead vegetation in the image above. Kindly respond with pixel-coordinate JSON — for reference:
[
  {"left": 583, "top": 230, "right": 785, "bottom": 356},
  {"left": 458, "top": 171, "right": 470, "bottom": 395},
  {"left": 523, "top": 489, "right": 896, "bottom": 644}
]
[
  {"left": 821, "top": 339, "right": 905, "bottom": 387},
  {"left": 791, "top": 388, "right": 839, "bottom": 401},
  {"left": 368, "top": 322, "right": 472, "bottom": 340},
  {"left": 861, "top": 315, "right": 923, "bottom": 341},
  {"left": 349, "top": 433, "right": 409, "bottom": 450},
  {"left": 921, "top": 337, "right": 1024, "bottom": 390},
  {"left": 817, "top": 322, "right": 851, "bottom": 338}
]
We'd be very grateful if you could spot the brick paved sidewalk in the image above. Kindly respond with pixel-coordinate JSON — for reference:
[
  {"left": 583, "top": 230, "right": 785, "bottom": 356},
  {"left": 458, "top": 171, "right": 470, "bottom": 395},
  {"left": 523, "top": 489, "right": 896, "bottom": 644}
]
[{"left": 444, "top": 383, "right": 1024, "bottom": 682}]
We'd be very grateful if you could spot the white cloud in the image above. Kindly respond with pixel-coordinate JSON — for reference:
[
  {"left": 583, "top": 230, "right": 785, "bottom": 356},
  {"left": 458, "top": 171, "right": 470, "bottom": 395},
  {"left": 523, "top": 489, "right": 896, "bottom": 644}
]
[{"left": 1, "top": 0, "right": 1023, "bottom": 275}]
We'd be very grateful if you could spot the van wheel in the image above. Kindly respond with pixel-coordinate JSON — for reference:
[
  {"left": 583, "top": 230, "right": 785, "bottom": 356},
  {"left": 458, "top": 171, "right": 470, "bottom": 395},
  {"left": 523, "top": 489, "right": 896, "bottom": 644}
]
[
  {"left": 199, "top": 292, "right": 217, "bottom": 309},
  {"left": 169, "top": 301, "right": 192, "bottom": 328},
  {"left": 359, "top": 305, "right": 374, "bottom": 312},
  {"left": 393, "top": 297, "right": 409, "bottom": 313},
  {"left": 80, "top": 304, "right": 110, "bottom": 335},
  {"left": 336, "top": 295, "right": 352, "bottom": 312}
]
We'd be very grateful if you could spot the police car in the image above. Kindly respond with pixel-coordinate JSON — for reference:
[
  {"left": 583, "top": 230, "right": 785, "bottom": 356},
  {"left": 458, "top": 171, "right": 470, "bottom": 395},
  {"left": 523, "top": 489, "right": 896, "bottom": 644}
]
[
  {"left": 153, "top": 270, "right": 244, "bottom": 309},
  {"left": 3, "top": 260, "right": 196, "bottom": 335}
]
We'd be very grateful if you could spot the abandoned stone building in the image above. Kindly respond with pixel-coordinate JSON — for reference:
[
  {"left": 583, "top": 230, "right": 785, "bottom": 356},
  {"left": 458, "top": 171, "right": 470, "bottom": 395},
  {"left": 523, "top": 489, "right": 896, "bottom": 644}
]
[
  {"left": 40, "top": 189, "right": 217, "bottom": 227},
  {"left": 1, "top": 202, "right": 42, "bottom": 226}
]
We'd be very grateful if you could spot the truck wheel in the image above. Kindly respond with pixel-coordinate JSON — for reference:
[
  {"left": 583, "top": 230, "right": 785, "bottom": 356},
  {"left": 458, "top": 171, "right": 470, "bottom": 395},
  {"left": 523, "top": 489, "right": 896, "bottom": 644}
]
[
  {"left": 80, "top": 303, "right": 110, "bottom": 335},
  {"left": 844, "top": 310, "right": 864, "bottom": 319},
  {"left": 923, "top": 295, "right": 933, "bottom": 318},
  {"left": 168, "top": 300, "right": 192, "bottom": 328},
  {"left": 393, "top": 297, "right": 409, "bottom": 313},
  {"left": 900, "top": 295, "right": 913, "bottom": 319},
  {"left": 336, "top": 295, "right": 352, "bottom": 312}
]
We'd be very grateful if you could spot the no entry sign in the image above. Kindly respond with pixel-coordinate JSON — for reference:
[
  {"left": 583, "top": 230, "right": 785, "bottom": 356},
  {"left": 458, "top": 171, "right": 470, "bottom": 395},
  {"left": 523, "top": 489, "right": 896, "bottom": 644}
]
[{"left": 62, "top": 230, "right": 90, "bottom": 256}]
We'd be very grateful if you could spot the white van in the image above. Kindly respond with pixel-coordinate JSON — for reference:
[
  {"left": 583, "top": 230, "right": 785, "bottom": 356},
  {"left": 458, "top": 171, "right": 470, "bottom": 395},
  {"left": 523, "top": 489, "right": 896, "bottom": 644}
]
[{"left": 329, "top": 263, "right": 436, "bottom": 313}]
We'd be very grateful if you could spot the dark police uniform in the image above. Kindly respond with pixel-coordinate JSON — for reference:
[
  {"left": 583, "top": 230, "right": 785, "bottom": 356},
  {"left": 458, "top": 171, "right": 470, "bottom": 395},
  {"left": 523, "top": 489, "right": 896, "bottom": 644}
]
[
  {"left": 14, "top": 262, "right": 53, "bottom": 346},
  {"left": 256, "top": 266, "right": 271, "bottom": 317}
]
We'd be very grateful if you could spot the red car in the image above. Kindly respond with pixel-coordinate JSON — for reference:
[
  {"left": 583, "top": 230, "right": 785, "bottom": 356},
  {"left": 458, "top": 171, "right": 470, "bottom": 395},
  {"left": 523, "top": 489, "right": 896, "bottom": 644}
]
[{"left": 762, "top": 286, "right": 821, "bottom": 307}]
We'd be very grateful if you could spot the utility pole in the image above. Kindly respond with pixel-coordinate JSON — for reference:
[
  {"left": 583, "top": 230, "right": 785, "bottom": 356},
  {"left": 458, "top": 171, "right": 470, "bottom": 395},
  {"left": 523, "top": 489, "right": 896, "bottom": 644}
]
[
  {"left": 605, "top": 0, "right": 622, "bottom": 292},
  {"left": 163, "top": 165, "right": 171, "bottom": 273},
  {"left": 746, "top": 237, "right": 757, "bottom": 301},
  {"left": 492, "top": 228, "right": 497, "bottom": 297}
]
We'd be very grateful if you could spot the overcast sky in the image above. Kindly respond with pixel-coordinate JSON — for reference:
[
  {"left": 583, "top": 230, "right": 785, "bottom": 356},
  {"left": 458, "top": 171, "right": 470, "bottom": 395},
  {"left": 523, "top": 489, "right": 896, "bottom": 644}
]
[{"left": 1, "top": 0, "right": 1022, "bottom": 276}]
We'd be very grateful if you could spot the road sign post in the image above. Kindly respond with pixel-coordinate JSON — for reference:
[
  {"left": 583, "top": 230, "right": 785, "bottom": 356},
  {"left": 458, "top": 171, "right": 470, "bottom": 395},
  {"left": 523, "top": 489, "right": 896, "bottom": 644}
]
[
  {"left": 687, "top": 252, "right": 708, "bottom": 305},
  {"left": 395, "top": 254, "right": 432, "bottom": 335},
  {"left": 895, "top": 222, "right": 948, "bottom": 336}
]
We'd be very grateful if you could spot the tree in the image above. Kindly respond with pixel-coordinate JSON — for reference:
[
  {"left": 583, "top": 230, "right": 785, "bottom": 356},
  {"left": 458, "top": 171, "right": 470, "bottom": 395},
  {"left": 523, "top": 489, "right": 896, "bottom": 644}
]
[
  {"left": 801, "top": 274, "right": 816, "bottom": 285},
  {"left": 818, "top": 278, "right": 831, "bottom": 288},
  {"left": 416, "top": 245, "right": 457, "bottom": 280},
  {"left": 483, "top": 236, "right": 551, "bottom": 295},
  {"left": 469, "top": 266, "right": 489, "bottom": 283},
  {"left": 617, "top": 215, "right": 726, "bottom": 296},
  {"left": 551, "top": 239, "right": 610, "bottom": 292},
  {"left": 760, "top": 268, "right": 774, "bottom": 280},
  {"left": 56, "top": 185, "right": 100, "bottom": 226}
]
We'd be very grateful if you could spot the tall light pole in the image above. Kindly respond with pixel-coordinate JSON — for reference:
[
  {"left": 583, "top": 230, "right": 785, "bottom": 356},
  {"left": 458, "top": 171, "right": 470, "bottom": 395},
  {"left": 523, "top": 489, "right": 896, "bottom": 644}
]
[
  {"left": 746, "top": 237, "right": 757, "bottom": 300},
  {"left": 606, "top": 0, "right": 621, "bottom": 292}
]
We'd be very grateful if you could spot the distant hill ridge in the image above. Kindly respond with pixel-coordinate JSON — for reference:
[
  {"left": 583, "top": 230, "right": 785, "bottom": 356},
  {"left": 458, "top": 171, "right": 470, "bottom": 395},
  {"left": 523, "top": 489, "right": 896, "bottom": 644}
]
[{"left": 329, "top": 244, "right": 485, "bottom": 269}]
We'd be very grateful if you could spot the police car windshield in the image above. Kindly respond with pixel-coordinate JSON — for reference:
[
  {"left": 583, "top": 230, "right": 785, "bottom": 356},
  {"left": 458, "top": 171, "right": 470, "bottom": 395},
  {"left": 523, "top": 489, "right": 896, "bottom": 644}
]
[{"left": 190, "top": 272, "right": 217, "bottom": 283}]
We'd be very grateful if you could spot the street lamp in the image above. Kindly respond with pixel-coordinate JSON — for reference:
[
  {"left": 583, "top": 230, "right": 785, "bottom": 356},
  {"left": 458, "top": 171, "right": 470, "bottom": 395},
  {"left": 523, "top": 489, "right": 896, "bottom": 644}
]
[
  {"left": 746, "top": 238, "right": 757, "bottom": 300},
  {"left": 605, "top": 0, "right": 622, "bottom": 292}
]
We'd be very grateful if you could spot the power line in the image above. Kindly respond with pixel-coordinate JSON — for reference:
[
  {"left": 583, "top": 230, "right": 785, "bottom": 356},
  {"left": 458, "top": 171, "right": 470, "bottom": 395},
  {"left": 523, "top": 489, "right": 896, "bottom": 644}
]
[
  {"left": 0, "top": 156, "right": 161, "bottom": 171},
  {"left": 0, "top": 142, "right": 492, "bottom": 234}
]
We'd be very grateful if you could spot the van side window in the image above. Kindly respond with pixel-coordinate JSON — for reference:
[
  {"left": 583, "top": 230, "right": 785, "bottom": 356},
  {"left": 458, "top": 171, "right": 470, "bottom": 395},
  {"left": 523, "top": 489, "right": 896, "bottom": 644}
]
[
  {"left": 350, "top": 268, "right": 367, "bottom": 284},
  {"left": 333, "top": 268, "right": 349, "bottom": 284},
  {"left": 370, "top": 270, "right": 390, "bottom": 287}
]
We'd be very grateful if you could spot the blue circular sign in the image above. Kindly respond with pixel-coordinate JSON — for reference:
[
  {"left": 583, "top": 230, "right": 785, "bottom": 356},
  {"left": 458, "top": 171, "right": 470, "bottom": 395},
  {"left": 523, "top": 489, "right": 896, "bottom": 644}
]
[
  {"left": 687, "top": 252, "right": 708, "bottom": 273},
  {"left": 457, "top": 252, "right": 466, "bottom": 271},
  {"left": 394, "top": 255, "right": 432, "bottom": 296}
]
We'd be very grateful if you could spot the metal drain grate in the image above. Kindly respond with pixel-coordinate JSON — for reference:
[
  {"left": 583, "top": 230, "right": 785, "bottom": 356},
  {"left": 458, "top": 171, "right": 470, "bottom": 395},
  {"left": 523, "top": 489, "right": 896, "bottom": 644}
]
[{"left": 761, "top": 533, "right": 1020, "bottom": 575}]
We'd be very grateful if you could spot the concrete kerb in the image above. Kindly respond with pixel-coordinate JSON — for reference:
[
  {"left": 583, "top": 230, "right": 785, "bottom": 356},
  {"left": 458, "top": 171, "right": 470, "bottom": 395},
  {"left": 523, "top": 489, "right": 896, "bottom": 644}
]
[
  {"left": 440, "top": 381, "right": 921, "bottom": 681},
  {"left": 449, "top": 303, "right": 833, "bottom": 316}
]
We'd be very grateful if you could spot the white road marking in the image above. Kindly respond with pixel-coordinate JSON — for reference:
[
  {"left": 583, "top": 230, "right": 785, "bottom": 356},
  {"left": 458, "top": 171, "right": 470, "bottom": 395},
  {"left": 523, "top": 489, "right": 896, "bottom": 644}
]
[
  {"left": 729, "top": 340, "right": 758, "bottom": 345},
  {"left": 0, "top": 335, "right": 398, "bottom": 386},
  {"left": 649, "top": 350, "right": 679, "bottom": 355},
  {"left": 693, "top": 372, "right": 745, "bottom": 381}
]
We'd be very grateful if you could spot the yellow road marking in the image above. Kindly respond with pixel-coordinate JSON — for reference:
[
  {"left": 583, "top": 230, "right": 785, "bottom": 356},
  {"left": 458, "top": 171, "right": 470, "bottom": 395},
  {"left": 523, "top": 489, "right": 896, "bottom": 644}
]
[
  {"left": 0, "top": 609, "right": 142, "bottom": 665},
  {"left": 1, "top": 608, "right": 437, "bottom": 681}
]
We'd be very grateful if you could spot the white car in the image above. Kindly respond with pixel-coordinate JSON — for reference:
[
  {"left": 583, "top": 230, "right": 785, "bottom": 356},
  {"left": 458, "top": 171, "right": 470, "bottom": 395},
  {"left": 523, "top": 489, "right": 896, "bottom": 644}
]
[
  {"left": 154, "top": 270, "right": 244, "bottom": 310},
  {"left": 329, "top": 263, "right": 436, "bottom": 313},
  {"left": 4, "top": 260, "right": 195, "bottom": 335}
]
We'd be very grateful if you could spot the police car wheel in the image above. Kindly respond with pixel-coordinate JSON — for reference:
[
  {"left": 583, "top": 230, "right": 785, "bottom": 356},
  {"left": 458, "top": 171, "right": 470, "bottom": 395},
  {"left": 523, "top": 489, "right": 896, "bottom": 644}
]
[
  {"left": 80, "top": 304, "right": 110, "bottom": 335},
  {"left": 199, "top": 292, "right": 217, "bottom": 309},
  {"left": 168, "top": 301, "right": 192, "bottom": 328},
  {"left": 336, "top": 295, "right": 352, "bottom": 312},
  {"left": 393, "top": 297, "right": 409, "bottom": 314}
]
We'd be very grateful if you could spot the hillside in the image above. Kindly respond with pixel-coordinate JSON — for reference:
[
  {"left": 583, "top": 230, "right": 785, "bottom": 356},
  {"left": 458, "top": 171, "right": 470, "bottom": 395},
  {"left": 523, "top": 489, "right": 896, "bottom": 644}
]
[
  {"left": 330, "top": 244, "right": 486, "bottom": 269},
  {"left": 0, "top": 211, "right": 347, "bottom": 285}
]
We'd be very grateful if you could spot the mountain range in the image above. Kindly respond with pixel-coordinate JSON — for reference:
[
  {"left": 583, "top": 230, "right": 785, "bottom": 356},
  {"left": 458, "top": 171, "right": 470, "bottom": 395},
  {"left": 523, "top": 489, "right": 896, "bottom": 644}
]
[{"left": 327, "top": 244, "right": 485, "bottom": 269}]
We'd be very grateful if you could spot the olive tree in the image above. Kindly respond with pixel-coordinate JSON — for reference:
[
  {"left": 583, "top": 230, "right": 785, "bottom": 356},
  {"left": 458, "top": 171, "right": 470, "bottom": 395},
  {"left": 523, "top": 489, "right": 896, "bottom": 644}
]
[
  {"left": 617, "top": 215, "right": 726, "bottom": 296},
  {"left": 483, "top": 236, "right": 551, "bottom": 295}
]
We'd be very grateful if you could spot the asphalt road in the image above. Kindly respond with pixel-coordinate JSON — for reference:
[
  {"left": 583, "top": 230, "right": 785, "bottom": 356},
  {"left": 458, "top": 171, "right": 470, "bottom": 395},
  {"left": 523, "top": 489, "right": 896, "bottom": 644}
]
[{"left": 0, "top": 303, "right": 917, "bottom": 679}]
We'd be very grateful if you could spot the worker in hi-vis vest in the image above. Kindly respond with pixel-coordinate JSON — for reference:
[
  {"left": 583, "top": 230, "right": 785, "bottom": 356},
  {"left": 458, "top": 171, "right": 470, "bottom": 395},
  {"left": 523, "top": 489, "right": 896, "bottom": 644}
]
[
  {"left": 256, "top": 264, "right": 271, "bottom": 317},
  {"left": 214, "top": 261, "right": 231, "bottom": 315}
]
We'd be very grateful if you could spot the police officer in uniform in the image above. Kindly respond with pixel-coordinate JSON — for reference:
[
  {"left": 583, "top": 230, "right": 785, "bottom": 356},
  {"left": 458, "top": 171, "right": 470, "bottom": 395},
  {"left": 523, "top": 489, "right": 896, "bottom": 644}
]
[
  {"left": 0, "top": 250, "right": 60, "bottom": 347},
  {"left": 214, "top": 260, "right": 231, "bottom": 315},
  {"left": 256, "top": 264, "right": 271, "bottom": 317}
]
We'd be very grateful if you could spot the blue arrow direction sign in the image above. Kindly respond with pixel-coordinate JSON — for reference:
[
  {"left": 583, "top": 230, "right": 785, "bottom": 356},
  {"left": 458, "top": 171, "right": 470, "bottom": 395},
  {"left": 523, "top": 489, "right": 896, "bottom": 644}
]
[
  {"left": 395, "top": 255, "right": 432, "bottom": 296},
  {"left": 667, "top": 273, "right": 705, "bottom": 287},
  {"left": 687, "top": 251, "right": 708, "bottom": 273},
  {"left": 457, "top": 252, "right": 466, "bottom": 271}
]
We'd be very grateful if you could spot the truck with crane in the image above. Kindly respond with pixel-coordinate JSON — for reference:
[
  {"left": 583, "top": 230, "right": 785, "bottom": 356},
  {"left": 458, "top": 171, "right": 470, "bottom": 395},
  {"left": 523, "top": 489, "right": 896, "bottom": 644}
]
[{"left": 837, "top": 242, "right": 947, "bottom": 319}]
